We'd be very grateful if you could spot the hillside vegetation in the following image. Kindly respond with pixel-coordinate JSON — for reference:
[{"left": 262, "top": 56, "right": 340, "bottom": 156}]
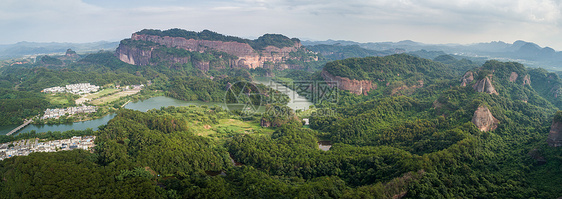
[{"left": 2, "top": 33, "right": 562, "bottom": 198}]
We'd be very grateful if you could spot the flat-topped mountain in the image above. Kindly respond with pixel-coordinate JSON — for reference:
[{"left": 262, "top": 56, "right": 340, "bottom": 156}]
[{"left": 115, "top": 29, "right": 317, "bottom": 70}]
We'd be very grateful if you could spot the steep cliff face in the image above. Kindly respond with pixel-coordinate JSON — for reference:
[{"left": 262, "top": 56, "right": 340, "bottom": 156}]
[
  {"left": 473, "top": 77, "right": 499, "bottom": 95},
  {"left": 472, "top": 106, "right": 499, "bottom": 132},
  {"left": 523, "top": 74, "right": 531, "bottom": 86},
  {"left": 508, "top": 71, "right": 531, "bottom": 85},
  {"left": 548, "top": 121, "right": 562, "bottom": 147},
  {"left": 321, "top": 70, "right": 375, "bottom": 95},
  {"left": 460, "top": 71, "right": 474, "bottom": 87},
  {"left": 509, "top": 72, "right": 518, "bottom": 82},
  {"left": 115, "top": 44, "right": 154, "bottom": 66},
  {"left": 548, "top": 112, "right": 562, "bottom": 147},
  {"left": 116, "top": 31, "right": 305, "bottom": 69},
  {"left": 115, "top": 43, "right": 201, "bottom": 69}
]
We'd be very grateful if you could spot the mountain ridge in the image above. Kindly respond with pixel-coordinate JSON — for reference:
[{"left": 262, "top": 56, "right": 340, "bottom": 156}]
[
  {"left": 115, "top": 29, "right": 318, "bottom": 70},
  {"left": 303, "top": 39, "right": 562, "bottom": 68},
  {"left": 0, "top": 41, "right": 119, "bottom": 59}
]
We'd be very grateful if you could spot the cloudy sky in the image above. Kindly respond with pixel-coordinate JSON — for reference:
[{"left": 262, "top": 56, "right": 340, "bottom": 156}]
[{"left": 1, "top": 0, "right": 562, "bottom": 49}]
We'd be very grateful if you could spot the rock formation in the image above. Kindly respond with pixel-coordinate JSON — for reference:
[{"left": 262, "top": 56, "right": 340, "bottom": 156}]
[
  {"left": 522, "top": 74, "right": 531, "bottom": 86},
  {"left": 460, "top": 71, "right": 474, "bottom": 87},
  {"left": 471, "top": 106, "right": 499, "bottom": 132},
  {"left": 548, "top": 112, "right": 562, "bottom": 147},
  {"left": 473, "top": 77, "right": 499, "bottom": 95},
  {"left": 321, "top": 70, "right": 375, "bottom": 95},
  {"left": 116, "top": 31, "right": 309, "bottom": 70},
  {"left": 509, "top": 72, "right": 518, "bottom": 82},
  {"left": 65, "top": 49, "right": 77, "bottom": 57}
]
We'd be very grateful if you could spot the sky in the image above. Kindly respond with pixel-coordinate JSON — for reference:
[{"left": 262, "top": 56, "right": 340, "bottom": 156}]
[{"left": 1, "top": 0, "right": 562, "bottom": 50}]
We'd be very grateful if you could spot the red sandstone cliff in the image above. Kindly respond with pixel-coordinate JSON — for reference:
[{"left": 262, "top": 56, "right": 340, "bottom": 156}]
[
  {"left": 472, "top": 106, "right": 499, "bottom": 132},
  {"left": 522, "top": 74, "right": 531, "bottom": 86},
  {"left": 116, "top": 32, "right": 306, "bottom": 70},
  {"left": 460, "top": 71, "right": 474, "bottom": 87},
  {"left": 321, "top": 70, "right": 375, "bottom": 95},
  {"left": 473, "top": 77, "right": 499, "bottom": 95},
  {"left": 509, "top": 72, "right": 518, "bottom": 82}
]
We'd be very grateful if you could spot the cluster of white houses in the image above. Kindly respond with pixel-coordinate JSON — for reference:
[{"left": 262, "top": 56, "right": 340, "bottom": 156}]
[
  {"left": 42, "top": 83, "right": 99, "bottom": 94},
  {"left": 41, "top": 105, "right": 96, "bottom": 119},
  {"left": 0, "top": 136, "right": 96, "bottom": 161}
]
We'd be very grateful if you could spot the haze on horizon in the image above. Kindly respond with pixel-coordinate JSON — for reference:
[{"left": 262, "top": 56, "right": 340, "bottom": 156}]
[{"left": 1, "top": 0, "right": 561, "bottom": 50}]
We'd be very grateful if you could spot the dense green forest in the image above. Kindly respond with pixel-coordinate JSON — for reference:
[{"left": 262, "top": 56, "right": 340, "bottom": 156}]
[
  {"left": 0, "top": 88, "right": 49, "bottom": 125},
  {"left": 323, "top": 54, "right": 465, "bottom": 81}
]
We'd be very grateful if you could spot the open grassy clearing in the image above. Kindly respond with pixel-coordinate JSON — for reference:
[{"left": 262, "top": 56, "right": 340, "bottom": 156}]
[
  {"left": 86, "top": 88, "right": 119, "bottom": 100},
  {"left": 90, "top": 90, "right": 140, "bottom": 105},
  {"left": 191, "top": 118, "right": 274, "bottom": 138},
  {"left": 75, "top": 88, "right": 120, "bottom": 104},
  {"left": 46, "top": 95, "right": 70, "bottom": 105}
]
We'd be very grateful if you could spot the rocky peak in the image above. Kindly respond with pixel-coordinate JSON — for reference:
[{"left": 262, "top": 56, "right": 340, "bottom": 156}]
[
  {"left": 65, "top": 48, "right": 77, "bottom": 57},
  {"left": 321, "top": 70, "right": 375, "bottom": 95},
  {"left": 472, "top": 106, "right": 499, "bottom": 132},
  {"left": 473, "top": 77, "right": 499, "bottom": 95},
  {"left": 460, "top": 71, "right": 474, "bottom": 87},
  {"left": 548, "top": 111, "right": 562, "bottom": 147}
]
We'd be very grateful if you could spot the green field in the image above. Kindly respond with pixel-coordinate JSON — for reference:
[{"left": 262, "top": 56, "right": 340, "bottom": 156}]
[
  {"left": 90, "top": 90, "right": 139, "bottom": 105},
  {"left": 45, "top": 94, "right": 73, "bottom": 106},
  {"left": 191, "top": 118, "right": 274, "bottom": 138},
  {"left": 86, "top": 88, "right": 119, "bottom": 100}
]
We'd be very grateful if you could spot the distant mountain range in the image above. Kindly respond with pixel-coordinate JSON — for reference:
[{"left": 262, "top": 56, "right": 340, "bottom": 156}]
[
  {"left": 303, "top": 40, "right": 562, "bottom": 70},
  {"left": 2, "top": 37, "right": 561, "bottom": 70},
  {"left": 0, "top": 41, "right": 119, "bottom": 59}
]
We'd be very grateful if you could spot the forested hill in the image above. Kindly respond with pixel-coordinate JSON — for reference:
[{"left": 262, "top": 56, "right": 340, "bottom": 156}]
[
  {"left": 320, "top": 54, "right": 477, "bottom": 96},
  {"left": 461, "top": 60, "right": 562, "bottom": 111},
  {"left": 305, "top": 56, "right": 562, "bottom": 197},
  {"left": 323, "top": 54, "right": 465, "bottom": 81}
]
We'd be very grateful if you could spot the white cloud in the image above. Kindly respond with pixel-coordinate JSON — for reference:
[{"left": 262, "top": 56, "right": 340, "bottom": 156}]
[{"left": 1, "top": 0, "right": 562, "bottom": 49}]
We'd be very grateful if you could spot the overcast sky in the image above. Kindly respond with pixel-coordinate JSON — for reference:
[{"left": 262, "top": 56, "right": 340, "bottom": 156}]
[{"left": 1, "top": 0, "right": 562, "bottom": 50}]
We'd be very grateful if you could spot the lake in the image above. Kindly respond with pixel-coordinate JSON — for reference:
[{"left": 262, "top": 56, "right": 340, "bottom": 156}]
[
  {"left": 1, "top": 80, "right": 313, "bottom": 136},
  {"left": 253, "top": 77, "right": 314, "bottom": 111}
]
